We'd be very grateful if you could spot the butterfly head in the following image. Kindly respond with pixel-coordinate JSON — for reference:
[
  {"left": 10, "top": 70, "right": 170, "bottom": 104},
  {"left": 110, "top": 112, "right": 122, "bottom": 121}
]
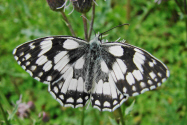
[{"left": 90, "top": 33, "right": 101, "bottom": 44}]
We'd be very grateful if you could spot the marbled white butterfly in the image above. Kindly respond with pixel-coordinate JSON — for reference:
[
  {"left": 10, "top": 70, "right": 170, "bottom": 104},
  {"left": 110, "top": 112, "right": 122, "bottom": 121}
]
[{"left": 13, "top": 33, "right": 169, "bottom": 112}]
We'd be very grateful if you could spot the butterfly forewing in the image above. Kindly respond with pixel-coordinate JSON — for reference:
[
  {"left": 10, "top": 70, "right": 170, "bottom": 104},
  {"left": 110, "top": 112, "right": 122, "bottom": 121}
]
[{"left": 13, "top": 35, "right": 169, "bottom": 112}]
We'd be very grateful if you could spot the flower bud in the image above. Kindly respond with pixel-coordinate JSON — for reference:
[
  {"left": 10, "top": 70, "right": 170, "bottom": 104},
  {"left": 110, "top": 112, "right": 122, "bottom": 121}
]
[
  {"left": 39, "top": 112, "right": 50, "bottom": 122},
  {"left": 72, "top": 0, "right": 92, "bottom": 13},
  {"left": 27, "top": 101, "right": 35, "bottom": 110},
  {"left": 16, "top": 103, "right": 30, "bottom": 119},
  {"left": 46, "top": 0, "right": 65, "bottom": 11}
]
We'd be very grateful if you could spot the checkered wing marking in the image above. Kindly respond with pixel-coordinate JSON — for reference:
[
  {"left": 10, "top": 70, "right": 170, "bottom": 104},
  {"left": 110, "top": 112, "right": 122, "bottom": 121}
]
[
  {"left": 13, "top": 36, "right": 90, "bottom": 107},
  {"left": 91, "top": 58, "right": 128, "bottom": 112},
  {"left": 101, "top": 42, "right": 170, "bottom": 97}
]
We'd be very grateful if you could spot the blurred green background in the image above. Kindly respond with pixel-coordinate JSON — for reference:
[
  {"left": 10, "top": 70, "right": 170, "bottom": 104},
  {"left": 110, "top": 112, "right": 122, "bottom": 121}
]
[{"left": 0, "top": 0, "right": 186, "bottom": 125}]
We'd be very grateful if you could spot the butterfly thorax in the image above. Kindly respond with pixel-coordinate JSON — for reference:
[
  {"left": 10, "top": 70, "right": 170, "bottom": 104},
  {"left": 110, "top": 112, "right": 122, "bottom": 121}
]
[{"left": 85, "top": 37, "right": 101, "bottom": 92}]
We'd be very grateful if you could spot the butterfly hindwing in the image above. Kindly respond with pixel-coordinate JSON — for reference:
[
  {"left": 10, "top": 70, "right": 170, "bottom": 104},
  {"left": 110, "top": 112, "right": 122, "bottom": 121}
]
[
  {"left": 49, "top": 65, "right": 90, "bottom": 108},
  {"left": 91, "top": 59, "right": 128, "bottom": 111}
]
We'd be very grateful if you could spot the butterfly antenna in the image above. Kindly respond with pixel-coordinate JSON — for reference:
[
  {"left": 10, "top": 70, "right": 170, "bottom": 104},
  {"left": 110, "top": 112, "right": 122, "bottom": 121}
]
[
  {"left": 81, "top": 15, "right": 96, "bottom": 36},
  {"left": 99, "top": 23, "right": 130, "bottom": 40}
]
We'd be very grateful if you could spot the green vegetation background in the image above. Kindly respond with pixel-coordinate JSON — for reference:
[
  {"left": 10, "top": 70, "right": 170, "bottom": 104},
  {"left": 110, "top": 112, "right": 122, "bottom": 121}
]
[{"left": 0, "top": 0, "right": 186, "bottom": 125}]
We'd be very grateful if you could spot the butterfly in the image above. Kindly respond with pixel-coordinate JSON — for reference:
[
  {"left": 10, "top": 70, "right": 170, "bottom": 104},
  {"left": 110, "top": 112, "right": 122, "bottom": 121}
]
[{"left": 13, "top": 33, "right": 169, "bottom": 112}]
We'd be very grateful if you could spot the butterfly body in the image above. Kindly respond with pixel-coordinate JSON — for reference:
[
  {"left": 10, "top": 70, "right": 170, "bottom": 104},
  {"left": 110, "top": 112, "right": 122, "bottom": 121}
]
[
  {"left": 83, "top": 37, "right": 102, "bottom": 92},
  {"left": 13, "top": 35, "right": 169, "bottom": 111}
]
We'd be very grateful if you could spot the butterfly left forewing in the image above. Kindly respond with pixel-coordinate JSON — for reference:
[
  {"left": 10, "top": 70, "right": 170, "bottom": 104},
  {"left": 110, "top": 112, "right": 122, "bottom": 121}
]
[{"left": 13, "top": 36, "right": 87, "bottom": 83}]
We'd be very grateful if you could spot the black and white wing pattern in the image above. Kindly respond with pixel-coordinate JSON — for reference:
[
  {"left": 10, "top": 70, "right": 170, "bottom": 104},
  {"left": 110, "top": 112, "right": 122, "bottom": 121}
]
[
  {"left": 13, "top": 36, "right": 90, "bottom": 108},
  {"left": 13, "top": 35, "right": 169, "bottom": 112},
  {"left": 100, "top": 42, "right": 169, "bottom": 97},
  {"left": 89, "top": 40, "right": 169, "bottom": 111}
]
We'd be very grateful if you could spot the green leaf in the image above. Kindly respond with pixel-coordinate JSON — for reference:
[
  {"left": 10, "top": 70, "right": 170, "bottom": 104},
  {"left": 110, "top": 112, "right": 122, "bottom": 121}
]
[
  {"left": 125, "top": 100, "right": 135, "bottom": 116},
  {"left": 8, "top": 103, "right": 19, "bottom": 120},
  {"left": 108, "top": 116, "right": 118, "bottom": 125},
  {"left": 8, "top": 95, "right": 22, "bottom": 120}
]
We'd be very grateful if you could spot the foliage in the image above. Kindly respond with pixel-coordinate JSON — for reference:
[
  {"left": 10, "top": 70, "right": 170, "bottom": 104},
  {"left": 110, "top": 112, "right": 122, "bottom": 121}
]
[{"left": 0, "top": 0, "right": 186, "bottom": 124}]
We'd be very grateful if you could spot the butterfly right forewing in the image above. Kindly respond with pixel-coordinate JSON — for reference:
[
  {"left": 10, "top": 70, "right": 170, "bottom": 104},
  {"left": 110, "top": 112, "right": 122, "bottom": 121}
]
[{"left": 100, "top": 42, "right": 169, "bottom": 97}]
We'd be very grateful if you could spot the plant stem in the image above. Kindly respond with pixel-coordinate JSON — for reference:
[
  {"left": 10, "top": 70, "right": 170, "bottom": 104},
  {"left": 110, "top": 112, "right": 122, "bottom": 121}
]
[
  {"left": 126, "top": 0, "right": 131, "bottom": 21},
  {"left": 12, "top": 81, "right": 20, "bottom": 96},
  {"left": 60, "top": 11, "right": 76, "bottom": 36},
  {"left": 81, "top": 107, "right": 85, "bottom": 125},
  {"left": 174, "top": 0, "right": 185, "bottom": 14},
  {"left": 118, "top": 107, "right": 125, "bottom": 125},
  {"left": 184, "top": 0, "right": 187, "bottom": 121},
  {"left": 88, "top": 3, "right": 95, "bottom": 41},
  {"left": 0, "top": 92, "right": 22, "bottom": 125},
  {"left": 0, "top": 101, "right": 10, "bottom": 125},
  {"left": 184, "top": 0, "right": 187, "bottom": 47},
  {"left": 82, "top": 13, "right": 88, "bottom": 41},
  {"left": 140, "top": 5, "right": 155, "bottom": 24}
]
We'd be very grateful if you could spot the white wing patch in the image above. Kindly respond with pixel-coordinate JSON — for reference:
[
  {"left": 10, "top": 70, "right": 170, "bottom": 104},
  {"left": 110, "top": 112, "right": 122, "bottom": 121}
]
[
  {"left": 43, "top": 61, "right": 52, "bottom": 72},
  {"left": 74, "top": 56, "right": 85, "bottom": 69},
  {"left": 100, "top": 60, "right": 109, "bottom": 73},
  {"left": 25, "top": 53, "right": 31, "bottom": 60},
  {"left": 54, "top": 51, "right": 67, "bottom": 64},
  {"left": 91, "top": 73, "right": 128, "bottom": 111},
  {"left": 108, "top": 46, "right": 123, "bottom": 57},
  {"left": 63, "top": 39, "right": 79, "bottom": 50},
  {"left": 77, "top": 77, "right": 85, "bottom": 92},
  {"left": 36, "top": 55, "right": 48, "bottom": 65},
  {"left": 132, "top": 70, "right": 143, "bottom": 81},
  {"left": 116, "top": 59, "right": 127, "bottom": 74},
  {"left": 54, "top": 55, "right": 69, "bottom": 71},
  {"left": 38, "top": 38, "right": 53, "bottom": 56},
  {"left": 68, "top": 79, "right": 78, "bottom": 91},
  {"left": 61, "top": 67, "right": 73, "bottom": 93},
  {"left": 126, "top": 72, "right": 135, "bottom": 85},
  {"left": 112, "top": 62, "right": 124, "bottom": 80}
]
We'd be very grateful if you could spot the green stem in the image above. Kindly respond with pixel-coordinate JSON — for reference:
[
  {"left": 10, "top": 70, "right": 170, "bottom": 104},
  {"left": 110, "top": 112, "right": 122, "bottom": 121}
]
[
  {"left": 174, "top": 0, "right": 185, "bottom": 14},
  {"left": 12, "top": 81, "right": 20, "bottom": 96},
  {"left": 0, "top": 101, "right": 10, "bottom": 125},
  {"left": 60, "top": 10, "right": 76, "bottom": 37},
  {"left": 184, "top": 0, "right": 187, "bottom": 47},
  {"left": 0, "top": 92, "right": 22, "bottom": 125},
  {"left": 126, "top": 0, "right": 131, "bottom": 21},
  {"left": 118, "top": 107, "right": 125, "bottom": 125},
  {"left": 82, "top": 13, "right": 88, "bottom": 42},
  {"left": 81, "top": 107, "right": 85, "bottom": 125},
  {"left": 184, "top": 0, "right": 187, "bottom": 121},
  {"left": 88, "top": 3, "right": 95, "bottom": 41}
]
